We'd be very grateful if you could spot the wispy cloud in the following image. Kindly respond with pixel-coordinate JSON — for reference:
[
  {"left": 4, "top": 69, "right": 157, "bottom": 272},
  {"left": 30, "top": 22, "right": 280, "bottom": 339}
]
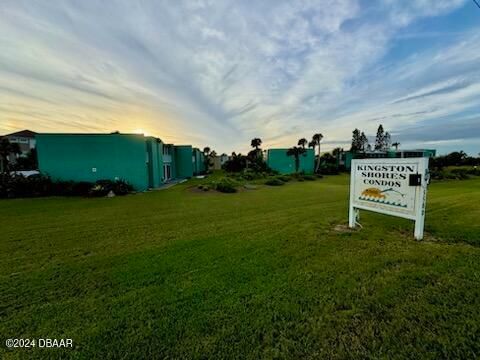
[{"left": 0, "top": 0, "right": 478, "bottom": 154}]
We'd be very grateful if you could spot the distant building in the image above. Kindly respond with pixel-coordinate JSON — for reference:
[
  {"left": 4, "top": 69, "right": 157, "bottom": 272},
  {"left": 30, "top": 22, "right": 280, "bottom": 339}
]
[
  {"left": 220, "top": 153, "right": 229, "bottom": 165},
  {"left": 341, "top": 149, "right": 437, "bottom": 170},
  {"left": 36, "top": 133, "right": 206, "bottom": 191},
  {"left": 210, "top": 154, "right": 229, "bottom": 171},
  {"left": 0, "top": 130, "right": 37, "bottom": 171},
  {"left": 266, "top": 148, "right": 315, "bottom": 174},
  {"left": 3, "top": 130, "right": 37, "bottom": 155}
]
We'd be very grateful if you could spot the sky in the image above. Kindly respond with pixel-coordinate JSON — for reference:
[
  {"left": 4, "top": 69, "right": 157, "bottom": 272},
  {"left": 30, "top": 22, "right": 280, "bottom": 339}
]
[{"left": 0, "top": 0, "right": 479, "bottom": 155}]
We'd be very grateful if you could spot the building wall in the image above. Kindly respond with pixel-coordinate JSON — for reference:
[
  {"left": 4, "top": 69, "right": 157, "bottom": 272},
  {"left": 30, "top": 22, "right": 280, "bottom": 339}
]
[
  {"left": 192, "top": 148, "right": 206, "bottom": 175},
  {"left": 198, "top": 152, "right": 206, "bottom": 173},
  {"left": 146, "top": 137, "right": 163, "bottom": 188},
  {"left": 174, "top": 145, "right": 193, "bottom": 178},
  {"left": 37, "top": 134, "right": 150, "bottom": 190},
  {"left": 267, "top": 148, "right": 315, "bottom": 174}
]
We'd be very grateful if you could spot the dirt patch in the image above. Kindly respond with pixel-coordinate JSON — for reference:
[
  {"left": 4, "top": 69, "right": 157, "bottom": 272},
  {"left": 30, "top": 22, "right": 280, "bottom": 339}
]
[
  {"left": 397, "top": 228, "right": 440, "bottom": 242},
  {"left": 332, "top": 224, "right": 358, "bottom": 233},
  {"left": 422, "top": 233, "right": 440, "bottom": 242},
  {"left": 188, "top": 186, "right": 219, "bottom": 195}
]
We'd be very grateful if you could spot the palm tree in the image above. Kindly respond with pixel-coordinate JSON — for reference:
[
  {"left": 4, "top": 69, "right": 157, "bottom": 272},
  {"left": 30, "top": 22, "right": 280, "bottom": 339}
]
[
  {"left": 312, "top": 133, "right": 323, "bottom": 173},
  {"left": 392, "top": 142, "right": 400, "bottom": 151},
  {"left": 297, "top": 138, "right": 307, "bottom": 149},
  {"left": 251, "top": 138, "right": 262, "bottom": 150},
  {"left": 286, "top": 146, "right": 306, "bottom": 173},
  {"left": 250, "top": 138, "right": 263, "bottom": 160}
]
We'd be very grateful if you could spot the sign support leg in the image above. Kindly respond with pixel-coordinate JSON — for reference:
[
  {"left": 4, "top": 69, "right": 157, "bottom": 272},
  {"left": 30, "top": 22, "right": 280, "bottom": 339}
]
[
  {"left": 414, "top": 215, "right": 425, "bottom": 240},
  {"left": 349, "top": 207, "right": 358, "bottom": 228}
]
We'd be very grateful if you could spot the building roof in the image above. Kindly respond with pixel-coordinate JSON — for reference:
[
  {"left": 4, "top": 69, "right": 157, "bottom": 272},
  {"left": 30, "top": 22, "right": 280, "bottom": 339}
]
[
  {"left": 5, "top": 130, "right": 37, "bottom": 138},
  {"left": 268, "top": 148, "right": 314, "bottom": 151}
]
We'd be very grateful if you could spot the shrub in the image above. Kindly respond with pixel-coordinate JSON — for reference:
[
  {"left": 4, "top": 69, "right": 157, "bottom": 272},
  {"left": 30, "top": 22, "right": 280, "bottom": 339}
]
[
  {"left": 0, "top": 174, "right": 54, "bottom": 198},
  {"left": 429, "top": 170, "right": 444, "bottom": 180},
  {"left": 113, "top": 179, "right": 133, "bottom": 195},
  {"left": 89, "top": 179, "right": 133, "bottom": 197},
  {"left": 197, "top": 184, "right": 211, "bottom": 191},
  {"left": 466, "top": 168, "right": 480, "bottom": 176},
  {"left": 451, "top": 168, "right": 470, "bottom": 180},
  {"left": 320, "top": 164, "right": 339, "bottom": 175},
  {"left": 277, "top": 175, "right": 291, "bottom": 182},
  {"left": 217, "top": 183, "right": 236, "bottom": 193},
  {"left": 291, "top": 172, "right": 305, "bottom": 179},
  {"left": 265, "top": 178, "right": 285, "bottom": 186},
  {"left": 214, "top": 178, "right": 239, "bottom": 193},
  {"left": 73, "top": 181, "right": 94, "bottom": 196}
]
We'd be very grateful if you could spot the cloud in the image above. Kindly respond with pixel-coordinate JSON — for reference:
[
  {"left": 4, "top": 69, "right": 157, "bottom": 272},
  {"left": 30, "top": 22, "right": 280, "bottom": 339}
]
[{"left": 0, "top": 0, "right": 478, "bottom": 154}]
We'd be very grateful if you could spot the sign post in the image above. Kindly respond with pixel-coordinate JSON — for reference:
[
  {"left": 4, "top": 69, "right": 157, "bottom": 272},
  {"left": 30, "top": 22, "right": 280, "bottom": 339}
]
[{"left": 349, "top": 158, "right": 429, "bottom": 240}]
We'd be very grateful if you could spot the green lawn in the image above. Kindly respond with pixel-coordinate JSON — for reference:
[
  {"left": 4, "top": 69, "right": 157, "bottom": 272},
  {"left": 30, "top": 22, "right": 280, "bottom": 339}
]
[{"left": 1, "top": 175, "right": 479, "bottom": 359}]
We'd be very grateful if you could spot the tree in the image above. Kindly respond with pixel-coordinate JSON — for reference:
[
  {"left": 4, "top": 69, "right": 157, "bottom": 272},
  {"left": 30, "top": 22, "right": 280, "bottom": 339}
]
[
  {"left": 360, "top": 132, "right": 369, "bottom": 152},
  {"left": 320, "top": 152, "right": 336, "bottom": 164},
  {"left": 222, "top": 152, "right": 247, "bottom": 172},
  {"left": 249, "top": 138, "right": 263, "bottom": 160},
  {"left": 14, "top": 148, "right": 38, "bottom": 171},
  {"left": 0, "top": 138, "right": 21, "bottom": 174},
  {"left": 298, "top": 138, "right": 307, "bottom": 149},
  {"left": 331, "top": 148, "right": 344, "bottom": 170},
  {"left": 311, "top": 133, "right": 323, "bottom": 173},
  {"left": 350, "top": 129, "right": 362, "bottom": 152},
  {"left": 392, "top": 142, "right": 400, "bottom": 151},
  {"left": 374, "top": 124, "right": 385, "bottom": 151},
  {"left": 286, "top": 146, "right": 306, "bottom": 173},
  {"left": 251, "top": 138, "right": 262, "bottom": 150},
  {"left": 332, "top": 147, "right": 344, "bottom": 157},
  {"left": 430, "top": 151, "right": 470, "bottom": 169}
]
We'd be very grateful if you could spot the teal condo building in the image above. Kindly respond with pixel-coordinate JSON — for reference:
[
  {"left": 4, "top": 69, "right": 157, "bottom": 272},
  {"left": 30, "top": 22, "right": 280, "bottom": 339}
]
[{"left": 36, "top": 133, "right": 206, "bottom": 191}]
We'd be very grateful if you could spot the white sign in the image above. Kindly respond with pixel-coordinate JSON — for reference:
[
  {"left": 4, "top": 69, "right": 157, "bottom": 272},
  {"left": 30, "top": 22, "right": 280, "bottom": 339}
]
[{"left": 349, "top": 157, "right": 429, "bottom": 240}]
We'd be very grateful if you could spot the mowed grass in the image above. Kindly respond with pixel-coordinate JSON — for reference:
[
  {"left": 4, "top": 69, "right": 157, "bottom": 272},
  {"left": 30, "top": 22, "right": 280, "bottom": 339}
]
[{"left": 1, "top": 175, "right": 479, "bottom": 359}]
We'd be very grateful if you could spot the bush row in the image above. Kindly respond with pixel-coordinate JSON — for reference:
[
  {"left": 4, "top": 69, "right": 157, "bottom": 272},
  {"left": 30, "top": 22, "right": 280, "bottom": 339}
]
[
  {"left": 0, "top": 174, "right": 133, "bottom": 199},
  {"left": 430, "top": 167, "right": 480, "bottom": 181}
]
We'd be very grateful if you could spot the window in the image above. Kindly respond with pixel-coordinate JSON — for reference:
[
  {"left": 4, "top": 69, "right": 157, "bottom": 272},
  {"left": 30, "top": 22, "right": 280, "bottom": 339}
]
[
  {"left": 9, "top": 137, "right": 28, "bottom": 143},
  {"left": 163, "top": 146, "right": 170, "bottom": 156}
]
